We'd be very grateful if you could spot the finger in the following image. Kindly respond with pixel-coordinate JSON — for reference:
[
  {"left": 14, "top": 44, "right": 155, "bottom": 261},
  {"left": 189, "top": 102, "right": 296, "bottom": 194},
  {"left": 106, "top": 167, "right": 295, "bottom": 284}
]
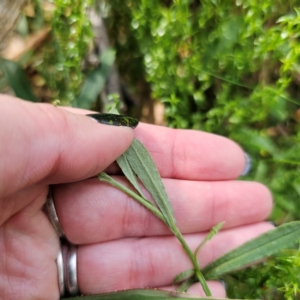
[
  {"left": 162, "top": 281, "right": 226, "bottom": 298},
  {"left": 134, "top": 123, "right": 247, "bottom": 180},
  {"left": 0, "top": 192, "right": 59, "bottom": 300},
  {"left": 53, "top": 177, "right": 272, "bottom": 244},
  {"left": 0, "top": 95, "right": 134, "bottom": 200},
  {"left": 64, "top": 107, "right": 247, "bottom": 180},
  {"left": 77, "top": 222, "right": 273, "bottom": 294}
]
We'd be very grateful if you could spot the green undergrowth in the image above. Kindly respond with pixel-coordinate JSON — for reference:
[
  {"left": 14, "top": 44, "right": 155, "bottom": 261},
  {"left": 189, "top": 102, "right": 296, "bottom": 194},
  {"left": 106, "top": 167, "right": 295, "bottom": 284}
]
[{"left": 1, "top": 0, "right": 300, "bottom": 298}]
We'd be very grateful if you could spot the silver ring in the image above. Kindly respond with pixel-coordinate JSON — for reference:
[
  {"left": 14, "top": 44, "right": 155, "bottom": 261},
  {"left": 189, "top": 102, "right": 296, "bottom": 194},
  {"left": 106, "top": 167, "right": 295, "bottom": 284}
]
[
  {"left": 56, "top": 247, "right": 65, "bottom": 296},
  {"left": 57, "top": 241, "right": 80, "bottom": 297},
  {"left": 46, "top": 188, "right": 65, "bottom": 238},
  {"left": 65, "top": 243, "right": 79, "bottom": 296}
]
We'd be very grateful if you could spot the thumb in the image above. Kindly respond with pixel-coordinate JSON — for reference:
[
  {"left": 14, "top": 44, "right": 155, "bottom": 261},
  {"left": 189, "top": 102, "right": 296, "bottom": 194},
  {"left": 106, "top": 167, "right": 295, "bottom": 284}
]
[{"left": 0, "top": 95, "right": 135, "bottom": 198}]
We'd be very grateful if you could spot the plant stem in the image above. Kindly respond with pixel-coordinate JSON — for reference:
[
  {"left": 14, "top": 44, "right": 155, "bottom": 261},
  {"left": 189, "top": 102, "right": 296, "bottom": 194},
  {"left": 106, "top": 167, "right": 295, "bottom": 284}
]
[
  {"left": 98, "top": 172, "right": 211, "bottom": 296},
  {"left": 172, "top": 227, "right": 212, "bottom": 297},
  {"left": 98, "top": 173, "right": 166, "bottom": 223}
]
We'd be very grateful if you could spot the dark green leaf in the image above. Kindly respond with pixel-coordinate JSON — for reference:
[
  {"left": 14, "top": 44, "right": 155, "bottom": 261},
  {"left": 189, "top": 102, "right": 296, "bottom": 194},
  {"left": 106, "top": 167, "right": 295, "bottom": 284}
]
[
  {"left": 0, "top": 58, "right": 38, "bottom": 102},
  {"left": 77, "top": 49, "right": 115, "bottom": 109}
]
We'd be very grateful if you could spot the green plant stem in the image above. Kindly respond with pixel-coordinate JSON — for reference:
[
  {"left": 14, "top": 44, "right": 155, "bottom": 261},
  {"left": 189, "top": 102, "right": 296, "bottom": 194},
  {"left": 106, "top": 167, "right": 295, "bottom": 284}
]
[
  {"left": 98, "top": 172, "right": 212, "bottom": 296},
  {"left": 172, "top": 227, "right": 212, "bottom": 297},
  {"left": 98, "top": 173, "right": 166, "bottom": 223}
]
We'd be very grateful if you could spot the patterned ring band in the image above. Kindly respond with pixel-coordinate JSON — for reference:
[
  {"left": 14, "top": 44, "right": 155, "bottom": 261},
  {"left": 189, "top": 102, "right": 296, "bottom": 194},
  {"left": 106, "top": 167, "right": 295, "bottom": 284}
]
[
  {"left": 46, "top": 188, "right": 80, "bottom": 297},
  {"left": 46, "top": 188, "right": 65, "bottom": 238}
]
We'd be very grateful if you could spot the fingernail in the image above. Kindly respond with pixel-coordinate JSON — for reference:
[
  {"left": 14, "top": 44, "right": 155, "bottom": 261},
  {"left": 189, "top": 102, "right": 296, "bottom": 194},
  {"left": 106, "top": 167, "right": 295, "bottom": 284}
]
[
  {"left": 240, "top": 152, "right": 251, "bottom": 176},
  {"left": 267, "top": 221, "right": 277, "bottom": 227},
  {"left": 217, "top": 280, "right": 227, "bottom": 291},
  {"left": 87, "top": 113, "right": 139, "bottom": 129}
]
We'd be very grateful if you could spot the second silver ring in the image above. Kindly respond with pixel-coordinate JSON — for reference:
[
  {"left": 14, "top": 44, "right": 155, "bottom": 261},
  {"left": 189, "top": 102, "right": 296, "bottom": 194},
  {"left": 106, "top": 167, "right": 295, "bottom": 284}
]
[{"left": 60, "top": 241, "right": 80, "bottom": 297}]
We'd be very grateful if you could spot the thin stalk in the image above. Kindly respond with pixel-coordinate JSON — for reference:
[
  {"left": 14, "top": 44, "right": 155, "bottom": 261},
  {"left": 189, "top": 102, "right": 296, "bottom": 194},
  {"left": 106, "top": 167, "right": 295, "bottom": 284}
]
[
  {"left": 98, "top": 173, "right": 166, "bottom": 223},
  {"left": 172, "top": 227, "right": 212, "bottom": 297}
]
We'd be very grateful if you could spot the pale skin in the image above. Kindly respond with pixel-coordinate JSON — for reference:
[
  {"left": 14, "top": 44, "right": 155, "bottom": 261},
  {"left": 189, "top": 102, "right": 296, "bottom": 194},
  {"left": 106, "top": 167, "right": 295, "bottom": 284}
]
[{"left": 0, "top": 94, "right": 273, "bottom": 299}]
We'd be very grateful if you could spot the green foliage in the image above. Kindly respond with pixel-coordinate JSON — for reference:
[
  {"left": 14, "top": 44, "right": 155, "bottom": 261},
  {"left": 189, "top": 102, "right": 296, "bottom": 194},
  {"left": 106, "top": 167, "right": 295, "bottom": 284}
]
[
  {"left": 105, "top": 0, "right": 300, "bottom": 221},
  {"left": 1, "top": 0, "right": 300, "bottom": 298},
  {"left": 39, "top": 0, "right": 94, "bottom": 105},
  {"left": 100, "top": 138, "right": 211, "bottom": 295},
  {"left": 225, "top": 249, "right": 300, "bottom": 299},
  {"left": 103, "top": 1, "right": 300, "bottom": 298},
  {"left": 100, "top": 136, "right": 300, "bottom": 299}
]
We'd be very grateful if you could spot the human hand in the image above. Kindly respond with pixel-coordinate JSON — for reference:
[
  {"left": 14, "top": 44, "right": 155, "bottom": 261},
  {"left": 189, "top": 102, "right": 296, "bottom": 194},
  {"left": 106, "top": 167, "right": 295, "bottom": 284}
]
[{"left": 0, "top": 94, "right": 273, "bottom": 299}]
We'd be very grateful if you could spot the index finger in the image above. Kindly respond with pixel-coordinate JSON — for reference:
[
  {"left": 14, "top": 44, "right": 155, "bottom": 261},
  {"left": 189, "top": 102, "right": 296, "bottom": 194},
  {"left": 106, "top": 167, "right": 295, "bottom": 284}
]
[{"left": 134, "top": 123, "right": 246, "bottom": 180}]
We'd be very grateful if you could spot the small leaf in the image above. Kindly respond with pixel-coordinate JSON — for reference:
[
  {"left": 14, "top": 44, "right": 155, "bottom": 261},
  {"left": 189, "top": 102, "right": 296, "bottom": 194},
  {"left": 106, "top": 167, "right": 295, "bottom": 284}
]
[
  {"left": 60, "top": 288, "right": 237, "bottom": 299},
  {"left": 117, "top": 155, "right": 147, "bottom": 199},
  {"left": 77, "top": 49, "right": 115, "bottom": 109},
  {"left": 0, "top": 58, "right": 38, "bottom": 102},
  {"left": 203, "top": 221, "right": 300, "bottom": 279},
  {"left": 108, "top": 107, "right": 145, "bottom": 196},
  {"left": 176, "top": 276, "right": 197, "bottom": 293},
  {"left": 173, "top": 269, "right": 195, "bottom": 284},
  {"left": 123, "top": 139, "right": 176, "bottom": 229},
  {"left": 194, "top": 222, "right": 224, "bottom": 256}
]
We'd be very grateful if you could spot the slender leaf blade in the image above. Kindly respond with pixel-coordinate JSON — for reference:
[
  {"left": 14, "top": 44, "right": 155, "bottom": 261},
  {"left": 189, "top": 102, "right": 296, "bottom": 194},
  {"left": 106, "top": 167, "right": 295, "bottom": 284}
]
[
  {"left": 110, "top": 107, "right": 146, "bottom": 197},
  {"left": 194, "top": 222, "right": 224, "bottom": 256},
  {"left": 203, "top": 221, "right": 300, "bottom": 279},
  {"left": 61, "top": 288, "right": 241, "bottom": 299},
  {"left": 123, "top": 139, "right": 176, "bottom": 229},
  {"left": 174, "top": 269, "right": 195, "bottom": 284},
  {"left": 116, "top": 155, "right": 147, "bottom": 199}
]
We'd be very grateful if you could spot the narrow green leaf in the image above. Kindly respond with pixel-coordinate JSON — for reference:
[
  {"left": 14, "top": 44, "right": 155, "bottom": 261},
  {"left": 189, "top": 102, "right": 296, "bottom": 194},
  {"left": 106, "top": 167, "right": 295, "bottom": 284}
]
[
  {"left": 123, "top": 139, "right": 176, "bottom": 229},
  {"left": 77, "top": 49, "right": 115, "bottom": 109},
  {"left": 173, "top": 269, "right": 195, "bottom": 284},
  {"left": 0, "top": 58, "right": 38, "bottom": 102},
  {"left": 109, "top": 106, "right": 145, "bottom": 196},
  {"left": 272, "top": 158, "right": 300, "bottom": 166},
  {"left": 116, "top": 155, "right": 147, "bottom": 199},
  {"left": 61, "top": 288, "right": 240, "bottom": 299},
  {"left": 203, "top": 221, "right": 300, "bottom": 279}
]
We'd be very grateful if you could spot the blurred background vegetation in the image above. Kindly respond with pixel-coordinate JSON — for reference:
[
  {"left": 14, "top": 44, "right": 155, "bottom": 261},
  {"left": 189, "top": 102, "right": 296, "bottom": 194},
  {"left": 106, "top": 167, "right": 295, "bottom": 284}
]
[{"left": 1, "top": 0, "right": 300, "bottom": 299}]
